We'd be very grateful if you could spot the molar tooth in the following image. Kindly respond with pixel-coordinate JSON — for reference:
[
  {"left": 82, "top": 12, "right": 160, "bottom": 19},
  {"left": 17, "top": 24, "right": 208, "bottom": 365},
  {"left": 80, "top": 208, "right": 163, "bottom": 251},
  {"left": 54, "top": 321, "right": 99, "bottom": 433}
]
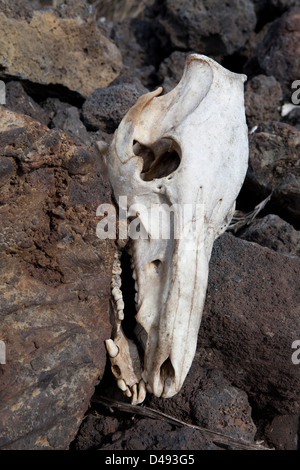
[
  {"left": 134, "top": 281, "right": 138, "bottom": 292},
  {"left": 117, "top": 379, "right": 127, "bottom": 391},
  {"left": 105, "top": 339, "right": 119, "bottom": 358},
  {"left": 112, "top": 287, "right": 122, "bottom": 301},
  {"left": 118, "top": 310, "right": 124, "bottom": 321},
  {"left": 116, "top": 299, "right": 125, "bottom": 311},
  {"left": 112, "top": 267, "right": 122, "bottom": 275},
  {"left": 134, "top": 293, "right": 138, "bottom": 304},
  {"left": 132, "top": 270, "right": 136, "bottom": 280}
]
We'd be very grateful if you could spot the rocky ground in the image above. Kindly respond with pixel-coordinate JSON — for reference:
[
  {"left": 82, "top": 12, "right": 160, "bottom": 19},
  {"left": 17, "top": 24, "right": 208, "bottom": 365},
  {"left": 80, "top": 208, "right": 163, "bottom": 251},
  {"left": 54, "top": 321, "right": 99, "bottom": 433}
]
[{"left": 0, "top": 0, "right": 299, "bottom": 451}]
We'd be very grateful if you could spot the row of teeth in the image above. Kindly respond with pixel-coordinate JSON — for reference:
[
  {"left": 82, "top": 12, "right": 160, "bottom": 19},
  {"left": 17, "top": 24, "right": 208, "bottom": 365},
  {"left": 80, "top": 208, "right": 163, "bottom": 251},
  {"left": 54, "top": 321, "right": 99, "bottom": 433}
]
[
  {"left": 111, "top": 253, "right": 124, "bottom": 321},
  {"left": 107, "top": 250, "right": 146, "bottom": 403}
]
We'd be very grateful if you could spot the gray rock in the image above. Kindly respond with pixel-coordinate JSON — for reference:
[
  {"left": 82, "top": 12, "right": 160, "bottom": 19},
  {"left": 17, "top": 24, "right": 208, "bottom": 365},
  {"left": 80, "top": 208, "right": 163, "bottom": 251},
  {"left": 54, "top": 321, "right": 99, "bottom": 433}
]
[
  {"left": 246, "top": 122, "right": 300, "bottom": 224},
  {"left": 82, "top": 81, "right": 148, "bottom": 133},
  {"left": 257, "top": 7, "right": 300, "bottom": 99},
  {"left": 4, "top": 81, "right": 49, "bottom": 126},
  {"left": 157, "top": 51, "right": 190, "bottom": 94}
]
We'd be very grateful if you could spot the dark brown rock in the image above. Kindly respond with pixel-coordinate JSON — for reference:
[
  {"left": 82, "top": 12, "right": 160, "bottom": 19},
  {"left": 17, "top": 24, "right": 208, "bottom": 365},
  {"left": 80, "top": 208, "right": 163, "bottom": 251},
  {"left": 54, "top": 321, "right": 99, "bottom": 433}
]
[
  {"left": 240, "top": 214, "right": 300, "bottom": 257},
  {"left": 257, "top": 7, "right": 300, "bottom": 99},
  {"left": 245, "top": 75, "right": 283, "bottom": 129},
  {"left": 104, "top": 418, "right": 219, "bottom": 451},
  {"left": 198, "top": 232, "right": 300, "bottom": 415},
  {"left": 264, "top": 414, "right": 299, "bottom": 450},
  {"left": 147, "top": 364, "right": 257, "bottom": 446},
  {"left": 246, "top": 122, "right": 300, "bottom": 224},
  {"left": 0, "top": 106, "right": 115, "bottom": 449}
]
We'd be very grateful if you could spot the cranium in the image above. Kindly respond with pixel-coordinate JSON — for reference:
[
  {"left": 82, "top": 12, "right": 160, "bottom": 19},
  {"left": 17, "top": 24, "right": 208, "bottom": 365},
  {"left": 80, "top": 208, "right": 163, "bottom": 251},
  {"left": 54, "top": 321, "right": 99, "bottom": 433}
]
[{"left": 103, "top": 54, "right": 248, "bottom": 404}]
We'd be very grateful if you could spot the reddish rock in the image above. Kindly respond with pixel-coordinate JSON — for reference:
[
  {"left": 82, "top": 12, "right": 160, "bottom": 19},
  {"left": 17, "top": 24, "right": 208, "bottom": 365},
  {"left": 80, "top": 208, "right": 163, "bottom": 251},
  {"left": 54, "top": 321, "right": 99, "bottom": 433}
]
[{"left": 0, "top": 106, "right": 115, "bottom": 449}]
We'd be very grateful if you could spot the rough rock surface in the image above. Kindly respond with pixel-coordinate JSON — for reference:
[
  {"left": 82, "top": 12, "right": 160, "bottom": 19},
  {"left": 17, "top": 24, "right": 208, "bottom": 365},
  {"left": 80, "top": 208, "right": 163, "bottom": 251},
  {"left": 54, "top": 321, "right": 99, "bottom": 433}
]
[
  {"left": 148, "top": 0, "right": 256, "bottom": 58},
  {"left": 0, "top": 9, "right": 122, "bottom": 97},
  {"left": 74, "top": 363, "right": 257, "bottom": 450},
  {"left": 257, "top": 7, "right": 300, "bottom": 98},
  {"left": 240, "top": 214, "right": 300, "bottom": 257},
  {"left": 245, "top": 75, "right": 283, "bottom": 129},
  {"left": 82, "top": 80, "right": 148, "bottom": 133},
  {"left": 246, "top": 122, "right": 300, "bottom": 224},
  {"left": 0, "top": 106, "right": 115, "bottom": 449},
  {"left": 4, "top": 81, "right": 49, "bottom": 126},
  {"left": 198, "top": 233, "right": 300, "bottom": 415},
  {"left": 264, "top": 414, "right": 299, "bottom": 450},
  {"left": 157, "top": 51, "right": 190, "bottom": 94},
  {"left": 42, "top": 98, "right": 92, "bottom": 146}
]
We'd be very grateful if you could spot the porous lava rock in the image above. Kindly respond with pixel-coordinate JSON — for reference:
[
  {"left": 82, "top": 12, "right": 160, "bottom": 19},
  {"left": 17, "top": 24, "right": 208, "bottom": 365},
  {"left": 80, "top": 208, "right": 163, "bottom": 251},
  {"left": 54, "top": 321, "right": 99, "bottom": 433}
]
[{"left": 0, "top": 106, "right": 115, "bottom": 449}]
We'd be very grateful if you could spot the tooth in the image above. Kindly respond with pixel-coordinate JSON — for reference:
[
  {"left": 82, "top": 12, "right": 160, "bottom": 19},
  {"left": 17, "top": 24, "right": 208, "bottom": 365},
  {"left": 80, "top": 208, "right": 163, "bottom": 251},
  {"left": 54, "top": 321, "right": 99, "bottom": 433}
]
[
  {"left": 132, "top": 270, "right": 136, "bottom": 280},
  {"left": 135, "top": 281, "right": 138, "bottom": 291},
  {"left": 112, "top": 287, "right": 122, "bottom": 301},
  {"left": 118, "top": 310, "right": 124, "bottom": 321},
  {"left": 111, "top": 275, "right": 121, "bottom": 288},
  {"left": 105, "top": 339, "right": 119, "bottom": 358},
  {"left": 125, "top": 387, "right": 132, "bottom": 398},
  {"left": 116, "top": 299, "right": 125, "bottom": 311},
  {"left": 134, "top": 293, "right": 138, "bottom": 304},
  {"left": 112, "top": 267, "right": 122, "bottom": 275},
  {"left": 131, "top": 383, "right": 138, "bottom": 405},
  {"left": 137, "top": 380, "right": 146, "bottom": 404},
  {"left": 117, "top": 379, "right": 127, "bottom": 391}
]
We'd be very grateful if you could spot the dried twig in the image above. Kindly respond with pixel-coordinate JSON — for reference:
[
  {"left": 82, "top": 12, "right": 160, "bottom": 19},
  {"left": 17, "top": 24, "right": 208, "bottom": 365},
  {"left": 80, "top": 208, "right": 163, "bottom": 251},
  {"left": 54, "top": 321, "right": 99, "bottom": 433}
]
[
  {"left": 92, "top": 395, "right": 271, "bottom": 451},
  {"left": 227, "top": 193, "right": 273, "bottom": 233}
]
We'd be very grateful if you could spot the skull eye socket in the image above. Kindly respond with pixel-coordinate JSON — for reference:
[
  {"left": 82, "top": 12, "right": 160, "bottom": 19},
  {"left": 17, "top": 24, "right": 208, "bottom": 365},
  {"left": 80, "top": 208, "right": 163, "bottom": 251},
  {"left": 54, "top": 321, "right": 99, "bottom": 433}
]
[{"left": 133, "top": 138, "right": 181, "bottom": 181}]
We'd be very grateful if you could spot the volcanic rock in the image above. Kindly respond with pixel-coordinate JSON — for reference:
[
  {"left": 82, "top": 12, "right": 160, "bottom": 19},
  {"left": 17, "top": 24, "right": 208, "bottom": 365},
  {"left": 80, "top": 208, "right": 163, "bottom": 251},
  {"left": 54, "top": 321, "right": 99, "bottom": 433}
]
[
  {"left": 240, "top": 214, "right": 300, "bottom": 257},
  {"left": 148, "top": 0, "right": 256, "bottom": 58},
  {"left": 257, "top": 7, "right": 300, "bottom": 99},
  {"left": 245, "top": 75, "right": 283, "bottom": 129},
  {"left": 0, "top": 106, "right": 115, "bottom": 449},
  {"left": 246, "top": 122, "right": 300, "bottom": 224},
  {"left": 198, "top": 232, "right": 300, "bottom": 415},
  {"left": 0, "top": 8, "right": 122, "bottom": 97},
  {"left": 4, "top": 81, "right": 49, "bottom": 126},
  {"left": 82, "top": 80, "right": 148, "bottom": 133}
]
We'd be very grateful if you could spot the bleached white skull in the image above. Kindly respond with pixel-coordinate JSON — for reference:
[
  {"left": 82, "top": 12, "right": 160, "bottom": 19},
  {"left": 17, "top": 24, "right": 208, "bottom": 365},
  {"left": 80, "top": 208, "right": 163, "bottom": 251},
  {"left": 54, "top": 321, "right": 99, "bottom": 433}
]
[{"left": 104, "top": 54, "right": 249, "bottom": 404}]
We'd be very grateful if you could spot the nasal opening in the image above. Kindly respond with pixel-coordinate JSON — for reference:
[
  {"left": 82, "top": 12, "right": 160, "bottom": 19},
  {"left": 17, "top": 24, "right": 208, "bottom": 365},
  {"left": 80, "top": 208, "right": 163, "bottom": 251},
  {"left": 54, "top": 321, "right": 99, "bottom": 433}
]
[
  {"left": 160, "top": 357, "right": 175, "bottom": 384},
  {"left": 133, "top": 138, "right": 181, "bottom": 181}
]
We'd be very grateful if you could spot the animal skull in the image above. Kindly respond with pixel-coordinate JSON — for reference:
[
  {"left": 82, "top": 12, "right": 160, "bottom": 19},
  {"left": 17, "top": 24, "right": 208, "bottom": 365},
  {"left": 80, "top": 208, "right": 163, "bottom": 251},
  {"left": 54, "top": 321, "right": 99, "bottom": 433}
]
[{"left": 104, "top": 54, "right": 249, "bottom": 404}]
